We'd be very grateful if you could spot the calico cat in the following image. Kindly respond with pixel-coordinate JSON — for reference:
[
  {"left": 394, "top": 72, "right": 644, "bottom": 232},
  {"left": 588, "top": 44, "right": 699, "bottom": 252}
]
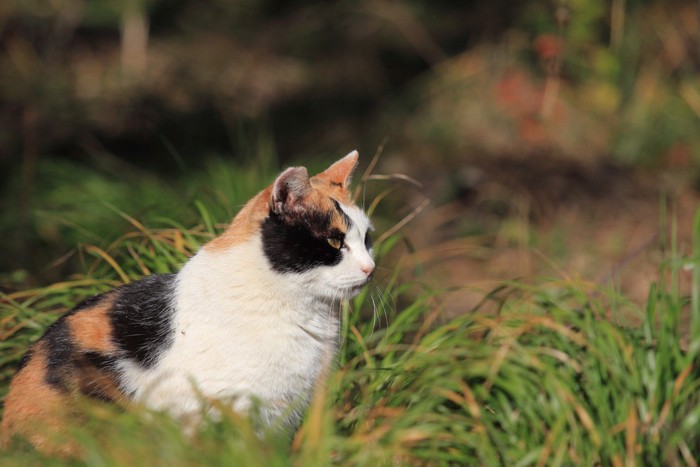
[{"left": 1, "top": 151, "right": 375, "bottom": 454}]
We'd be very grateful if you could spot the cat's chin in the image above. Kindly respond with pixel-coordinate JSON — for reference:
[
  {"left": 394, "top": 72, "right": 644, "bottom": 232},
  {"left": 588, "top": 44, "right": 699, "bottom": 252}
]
[
  {"left": 317, "top": 282, "right": 368, "bottom": 301},
  {"left": 342, "top": 281, "right": 370, "bottom": 299}
]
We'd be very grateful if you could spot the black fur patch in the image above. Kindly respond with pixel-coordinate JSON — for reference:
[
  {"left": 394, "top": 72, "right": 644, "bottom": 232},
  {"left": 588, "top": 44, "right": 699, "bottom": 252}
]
[
  {"left": 261, "top": 211, "right": 344, "bottom": 273},
  {"left": 41, "top": 294, "right": 108, "bottom": 387},
  {"left": 109, "top": 274, "right": 176, "bottom": 368},
  {"left": 83, "top": 351, "right": 117, "bottom": 370},
  {"left": 28, "top": 282, "right": 172, "bottom": 395},
  {"left": 34, "top": 292, "right": 110, "bottom": 389},
  {"left": 43, "top": 317, "right": 75, "bottom": 388},
  {"left": 332, "top": 199, "right": 353, "bottom": 229}
]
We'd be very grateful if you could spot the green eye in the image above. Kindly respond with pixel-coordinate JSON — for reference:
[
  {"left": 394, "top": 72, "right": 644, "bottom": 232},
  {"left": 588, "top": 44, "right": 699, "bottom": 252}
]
[{"left": 327, "top": 237, "right": 343, "bottom": 249}]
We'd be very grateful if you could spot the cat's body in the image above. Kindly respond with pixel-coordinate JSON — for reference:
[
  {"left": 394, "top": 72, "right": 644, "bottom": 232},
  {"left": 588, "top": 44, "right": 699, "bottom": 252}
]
[{"left": 1, "top": 151, "right": 374, "bottom": 453}]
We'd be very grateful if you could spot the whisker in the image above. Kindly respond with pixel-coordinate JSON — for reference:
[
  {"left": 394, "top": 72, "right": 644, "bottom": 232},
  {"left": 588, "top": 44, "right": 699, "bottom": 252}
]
[{"left": 374, "top": 285, "right": 391, "bottom": 337}]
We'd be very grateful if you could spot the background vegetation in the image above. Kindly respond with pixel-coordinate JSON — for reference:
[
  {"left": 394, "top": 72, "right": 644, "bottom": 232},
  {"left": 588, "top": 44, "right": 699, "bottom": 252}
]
[{"left": 2, "top": 0, "right": 700, "bottom": 464}]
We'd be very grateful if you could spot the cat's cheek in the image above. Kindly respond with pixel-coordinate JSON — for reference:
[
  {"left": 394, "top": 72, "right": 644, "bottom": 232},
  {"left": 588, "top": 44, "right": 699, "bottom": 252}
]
[{"left": 317, "top": 266, "right": 367, "bottom": 298}]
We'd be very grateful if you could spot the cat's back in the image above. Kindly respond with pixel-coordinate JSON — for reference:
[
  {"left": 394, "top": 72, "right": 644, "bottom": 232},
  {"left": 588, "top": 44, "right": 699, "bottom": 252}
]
[{"left": 0, "top": 273, "right": 176, "bottom": 451}]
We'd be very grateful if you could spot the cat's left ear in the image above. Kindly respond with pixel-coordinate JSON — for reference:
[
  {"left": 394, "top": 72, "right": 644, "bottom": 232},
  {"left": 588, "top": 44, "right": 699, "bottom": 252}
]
[
  {"left": 316, "top": 150, "right": 359, "bottom": 190},
  {"left": 271, "top": 166, "right": 312, "bottom": 216}
]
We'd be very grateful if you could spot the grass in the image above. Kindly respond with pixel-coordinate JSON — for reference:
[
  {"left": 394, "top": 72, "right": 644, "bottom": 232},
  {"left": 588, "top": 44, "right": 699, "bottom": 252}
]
[{"left": 1, "top": 172, "right": 700, "bottom": 466}]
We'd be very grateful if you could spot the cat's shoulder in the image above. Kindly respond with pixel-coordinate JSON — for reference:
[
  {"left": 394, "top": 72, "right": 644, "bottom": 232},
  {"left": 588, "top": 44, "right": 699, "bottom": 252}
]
[{"left": 29, "top": 273, "right": 178, "bottom": 371}]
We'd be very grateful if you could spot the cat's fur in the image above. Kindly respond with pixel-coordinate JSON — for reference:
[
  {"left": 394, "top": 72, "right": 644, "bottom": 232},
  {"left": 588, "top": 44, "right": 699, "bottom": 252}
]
[{"left": 1, "top": 151, "right": 375, "bottom": 454}]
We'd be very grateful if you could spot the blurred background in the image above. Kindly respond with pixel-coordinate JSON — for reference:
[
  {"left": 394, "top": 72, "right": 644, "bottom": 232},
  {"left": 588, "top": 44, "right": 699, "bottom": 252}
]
[{"left": 1, "top": 0, "right": 700, "bottom": 314}]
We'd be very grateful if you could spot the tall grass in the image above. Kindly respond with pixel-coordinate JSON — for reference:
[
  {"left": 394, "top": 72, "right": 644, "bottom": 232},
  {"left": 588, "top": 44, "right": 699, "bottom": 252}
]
[{"left": 1, "top": 186, "right": 699, "bottom": 465}]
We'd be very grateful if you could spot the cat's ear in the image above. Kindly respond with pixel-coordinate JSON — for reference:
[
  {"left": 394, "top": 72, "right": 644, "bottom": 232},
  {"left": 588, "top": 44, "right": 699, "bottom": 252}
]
[
  {"left": 270, "top": 166, "right": 311, "bottom": 216},
  {"left": 316, "top": 150, "right": 359, "bottom": 190}
]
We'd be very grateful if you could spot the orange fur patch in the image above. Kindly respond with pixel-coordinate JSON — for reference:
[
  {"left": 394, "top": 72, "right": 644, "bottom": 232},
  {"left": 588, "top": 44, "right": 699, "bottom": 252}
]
[
  {"left": 314, "top": 150, "right": 358, "bottom": 194},
  {"left": 310, "top": 176, "right": 353, "bottom": 206},
  {"left": 205, "top": 185, "right": 273, "bottom": 251},
  {"left": 304, "top": 182, "right": 354, "bottom": 234},
  {"left": 0, "top": 343, "right": 76, "bottom": 455},
  {"left": 66, "top": 294, "right": 117, "bottom": 353}
]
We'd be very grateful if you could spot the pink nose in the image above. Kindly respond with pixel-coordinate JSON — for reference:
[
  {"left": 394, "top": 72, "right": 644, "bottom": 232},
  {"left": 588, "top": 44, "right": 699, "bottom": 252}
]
[{"left": 361, "top": 263, "right": 375, "bottom": 276}]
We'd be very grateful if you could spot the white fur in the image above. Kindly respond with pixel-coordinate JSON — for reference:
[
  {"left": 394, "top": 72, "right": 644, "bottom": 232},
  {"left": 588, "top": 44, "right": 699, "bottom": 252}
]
[{"left": 117, "top": 204, "right": 374, "bottom": 429}]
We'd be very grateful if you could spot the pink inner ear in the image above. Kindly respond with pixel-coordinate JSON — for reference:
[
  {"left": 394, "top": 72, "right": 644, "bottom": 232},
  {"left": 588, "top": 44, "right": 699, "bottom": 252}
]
[
  {"left": 271, "top": 166, "right": 311, "bottom": 214},
  {"left": 318, "top": 150, "right": 359, "bottom": 187}
]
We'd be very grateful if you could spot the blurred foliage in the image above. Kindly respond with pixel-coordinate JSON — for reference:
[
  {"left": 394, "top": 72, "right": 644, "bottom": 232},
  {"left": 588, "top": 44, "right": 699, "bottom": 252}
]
[
  {"left": 1, "top": 0, "right": 700, "bottom": 286},
  {"left": 0, "top": 141, "right": 278, "bottom": 288},
  {"left": 399, "top": 0, "right": 700, "bottom": 169}
]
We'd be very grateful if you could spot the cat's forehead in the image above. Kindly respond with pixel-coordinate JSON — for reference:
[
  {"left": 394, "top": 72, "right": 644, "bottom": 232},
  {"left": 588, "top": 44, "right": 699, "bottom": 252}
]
[
  {"left": 301, "top": 177, "right": 357, "bottom": 233},
  {"left": 302, "top": 191, "right": 357, "bottom": 236}
]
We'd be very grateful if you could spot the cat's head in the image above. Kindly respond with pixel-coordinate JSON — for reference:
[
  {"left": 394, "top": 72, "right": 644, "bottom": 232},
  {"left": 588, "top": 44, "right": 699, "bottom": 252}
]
[{"left": 262, "top": 150, "right": 375, "bottom": 299}]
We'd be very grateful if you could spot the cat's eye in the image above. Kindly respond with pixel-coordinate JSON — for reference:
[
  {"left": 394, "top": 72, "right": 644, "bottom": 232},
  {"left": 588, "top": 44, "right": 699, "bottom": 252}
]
[
  {"left": 327, "top": 237, "right": 343, "bottom": 249},
  {"left": 364, "top": 232, "right": 373, "bottom": 250}
]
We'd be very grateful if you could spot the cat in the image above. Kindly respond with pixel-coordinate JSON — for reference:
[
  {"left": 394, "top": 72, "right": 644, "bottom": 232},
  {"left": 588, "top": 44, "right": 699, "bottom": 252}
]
[{"left": 1, "top": 151, "right": 375, "bottom": 454}]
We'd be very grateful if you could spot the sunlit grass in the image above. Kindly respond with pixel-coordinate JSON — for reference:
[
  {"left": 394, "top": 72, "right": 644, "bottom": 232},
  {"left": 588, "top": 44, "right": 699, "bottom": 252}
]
[{"left": 1, "top": 181, "right": 699, "bottom": 465}]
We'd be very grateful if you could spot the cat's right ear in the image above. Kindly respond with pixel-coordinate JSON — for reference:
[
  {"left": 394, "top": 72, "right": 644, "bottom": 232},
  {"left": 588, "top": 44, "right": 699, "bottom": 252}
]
[{"left": 270, "top": 166, "right": 311, "bottom": 216}]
